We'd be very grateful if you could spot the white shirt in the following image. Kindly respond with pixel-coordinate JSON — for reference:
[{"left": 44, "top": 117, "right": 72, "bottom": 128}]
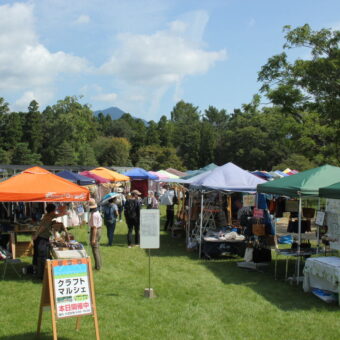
[{"left": 89, "top": 210, "right": 102, "bottom": 228}]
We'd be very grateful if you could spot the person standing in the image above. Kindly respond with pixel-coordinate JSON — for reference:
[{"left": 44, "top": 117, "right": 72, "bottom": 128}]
[
  {"left": 117, "top": 192, "right": 126, "bottom": 222},
  {"left": 32, "top": 204, "right": 66, "bottom": 280},
  {"left": 124, "top": 190, "right": 141, "bottom": 248},
  {"left": 164, "top": 188, "right": 177, "bottom": 231},
  {"left": 89, "top": 198, "right": 102, "bottom": 270},
  {"left": 147, "top": 191, "right": 159, "bottom": 209},
  {"left": 103, "top": 198, "right": 118, "bottom": 246}
]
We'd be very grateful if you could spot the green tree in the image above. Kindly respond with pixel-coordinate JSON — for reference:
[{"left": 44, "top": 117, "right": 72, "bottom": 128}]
[
  {"left": 23, "top": 100, "right": 43, "bottom": 153},
  {"left": 146, "top": 121, "right": 160, "bottom": 145},
  {"left": 1, "top": 112, "right": 23, "bottom": 150},
  {"left": 136, "top": 145, "right": 184, "bottom": 170},
  {"left": 55, "top": 142, "right": 78, "bottom": 166},
  {"left": 157, "top": 115, "right": 173, "bottom": 147},
  {"left": 216, "top": 101, "right": 293, "bottom": 170},
  {"left": 119, "top": 113, "right": 147, "bottom": 164},
  {"left": 0, "top": 148, "right": 10, "bottom": 164},
  {"left": 273, "top": 154, "right": 316, "bottom": 172},
  {"left": 41, "top": 96, "right": 97, "bottom": 164},
  {"left": 92, "top": 137, "right": 131, "bottom": 166},
  {"left": 199, "top": 121, "right": 216, "bottom": 166},
  {"left": 170, "top": 101, "right": 201, "bottom": 169},
  {"left": 258, "top": 24, "right": 340, "bottom": 121},
  {"left": 78, "top": 144, "right": 97, "bottom": 166},
  {"left": 11, "top": 143, "right": 41, "bottom": 165}
]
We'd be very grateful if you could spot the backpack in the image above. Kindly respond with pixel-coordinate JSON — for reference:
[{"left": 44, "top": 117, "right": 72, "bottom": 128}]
[
  {"left": 124, "top": 199, "right": 138, "bottom": 220},
  {"left": 104, "top": 205, "right": 116, "bottom": 223}
]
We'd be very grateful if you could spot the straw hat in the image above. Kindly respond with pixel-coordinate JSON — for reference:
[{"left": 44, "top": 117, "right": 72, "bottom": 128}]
[
  {"left": 131, "top": 190, "right": 141, "bottom": 196},
  {"left": 88, "top": 198, "right": 97, "bottom": 209}
]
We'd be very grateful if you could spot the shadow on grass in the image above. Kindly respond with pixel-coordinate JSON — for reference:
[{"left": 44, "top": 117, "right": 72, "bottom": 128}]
[
  {"left": 200, "top": 258, "right": 340, "bottom": 312},
  {"left": 0, "top": 332, "right": 70, "bottom": 340},
  {"left": 143, "top": 225, "right": 340, "bottom": 312},
  {"left": 0, "top": 260, "right": 41, "bottom": 283}
]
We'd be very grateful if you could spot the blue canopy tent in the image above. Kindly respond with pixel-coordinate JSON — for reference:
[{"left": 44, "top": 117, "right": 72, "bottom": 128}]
[
  {"left": 252, "top": 171, "right": 273, "bottom": 180},
  {"left": 56, "top": 170, "right": 96, "bottom": 186},
  {"left": 123, "top": 168, "right": 158, "bottom": 197},
  {"left": 123, "top": 168, "right": 158, "bottom": 180}
]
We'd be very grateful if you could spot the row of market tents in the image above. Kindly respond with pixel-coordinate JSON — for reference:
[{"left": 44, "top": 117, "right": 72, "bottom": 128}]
[{"left": 0, "top": 162, "right": 340, "bottom": 203}]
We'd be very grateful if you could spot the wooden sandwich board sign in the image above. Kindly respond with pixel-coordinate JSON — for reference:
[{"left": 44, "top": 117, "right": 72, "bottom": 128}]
[{"left": 37, "top": 257, "right": 100, "bottom": 340}]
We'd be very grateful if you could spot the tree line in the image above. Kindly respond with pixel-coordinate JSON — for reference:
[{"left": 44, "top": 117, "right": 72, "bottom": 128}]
[{"left": 0, "top": 24, "right": 339, "bottom": 171}]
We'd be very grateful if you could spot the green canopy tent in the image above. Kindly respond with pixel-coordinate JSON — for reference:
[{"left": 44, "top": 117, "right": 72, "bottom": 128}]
[
  {"left": 257, "top": 164, "right": 340, "bottom": 282},
  {"left": 257, "top": 164, "right": 340, "bottom": 197},
  {"left": 319, "top": 182, "right": 340, "bottom": 199}
]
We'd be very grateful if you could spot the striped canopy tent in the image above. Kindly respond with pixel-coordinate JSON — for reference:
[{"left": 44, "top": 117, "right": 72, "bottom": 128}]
[
  {"left": 148, "top": 171, "right": 162, "bottom": 180},
  {"left": 90, "top": 167, "right": 129, "bottom": 182},
  {"left": 157, "top": 170, "right": 179, "bottom": 179},
  {"left": 79, "top": 171, "right": 110, "bottom": 184}
]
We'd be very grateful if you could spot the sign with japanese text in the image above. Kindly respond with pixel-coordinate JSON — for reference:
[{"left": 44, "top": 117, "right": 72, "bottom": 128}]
[
  {"left": 37, "top": 257, "right": 100, "bottom": 340},
  {"left": 52, "top": 259, "right": 92, "bottom": 319},
  {"left": 243, "top": 195, "right": 255, "bottom": 207},
  {"left": 140, "top": 209, "right": 160, "bottom": 249}
]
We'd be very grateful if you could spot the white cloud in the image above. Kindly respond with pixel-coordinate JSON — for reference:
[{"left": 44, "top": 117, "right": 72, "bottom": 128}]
[
  {"left": 101, "top": 22, "right": 226, "bottom": 86},
  {"left": 92, "top": 93, "right": 118, "bottom": 102},
  {"left": 0, "top": 3, "right": 89, "bottom": 92},
  {"left": 13, "top": 89, "right": 55, "bottom": 111},
  {"left": 75, "top": 14, "right": 90, "bottom": 24},
  {"left": 100, "top": 10, "right": 226, "bottom": 119}
]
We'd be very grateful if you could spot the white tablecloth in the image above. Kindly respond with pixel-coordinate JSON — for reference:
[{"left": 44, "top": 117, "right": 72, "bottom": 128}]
[{"left": 303, "top": 257, "right": 340, "bottom": 293}]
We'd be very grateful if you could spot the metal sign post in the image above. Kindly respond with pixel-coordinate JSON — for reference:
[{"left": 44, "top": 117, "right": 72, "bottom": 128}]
[{"left": 140, "top": 209, "right": 160, "bottom": 298}]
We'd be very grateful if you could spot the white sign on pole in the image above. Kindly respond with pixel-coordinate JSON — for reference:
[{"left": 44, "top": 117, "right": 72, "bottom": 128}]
[
  {"left": 140, "top": 209, "right": 160, "bottom": 249},
  {"left": 315, "top": 211, "right": 325, "bottom": 226}
]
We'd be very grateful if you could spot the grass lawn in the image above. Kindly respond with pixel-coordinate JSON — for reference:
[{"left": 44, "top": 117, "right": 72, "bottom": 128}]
[{"left": 1, "top": 208, "right": 340, "bottom": 340}]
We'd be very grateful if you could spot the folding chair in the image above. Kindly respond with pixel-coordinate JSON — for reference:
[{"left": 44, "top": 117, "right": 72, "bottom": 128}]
[{"left": 2, "top": 258, "right": 22, "bottom": 280}]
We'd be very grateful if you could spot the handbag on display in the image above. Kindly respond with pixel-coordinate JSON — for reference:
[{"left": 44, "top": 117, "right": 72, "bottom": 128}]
[{"left": 252, "top": 223, "right": 266, "bottom": 236}]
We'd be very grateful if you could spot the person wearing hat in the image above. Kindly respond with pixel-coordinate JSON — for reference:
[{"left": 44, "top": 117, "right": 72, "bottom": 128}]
[
  {"left": 32, "top": 203, "right": 67, "bottom": 279},
  {"left": 124, "top": 190, "right": 141, "bottom": 248},
  {"left": 88, "top": 198, "right": 103, "bottom": 270}
]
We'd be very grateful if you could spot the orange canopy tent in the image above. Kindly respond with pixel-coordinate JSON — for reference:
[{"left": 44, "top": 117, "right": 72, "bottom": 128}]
[
  {"left": 90, "top": 167, "right": 129, "bottom": 182},
  {"left": 0, "top": 167, "right": 90, "bottom": 202}
]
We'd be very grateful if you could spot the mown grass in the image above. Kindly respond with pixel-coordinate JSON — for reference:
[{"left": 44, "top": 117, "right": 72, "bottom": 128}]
[{"left": 1, "top": 208, "right": 340, "bottom": 340}]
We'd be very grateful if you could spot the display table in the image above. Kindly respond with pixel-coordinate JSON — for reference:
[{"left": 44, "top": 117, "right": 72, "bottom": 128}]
[
  {"left": 274, "top": 248, "right": 317, "bottom": 280},
  {"left": 303, "top": 257, "right": 340, "bottom": 305}
]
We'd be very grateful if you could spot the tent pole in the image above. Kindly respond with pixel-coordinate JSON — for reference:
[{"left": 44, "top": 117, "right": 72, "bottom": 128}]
[
  {"left": 296, "top": 194, "right": 302, "bottom": 285},
  {"left": 316, "top": 197, "right": 320, "bottom": 254},
  {"left": 199, "top": 192, "right": 204, "bottom": 259},
  {"left": 187, "top": 192, "right": 192, "bottom": 246}
]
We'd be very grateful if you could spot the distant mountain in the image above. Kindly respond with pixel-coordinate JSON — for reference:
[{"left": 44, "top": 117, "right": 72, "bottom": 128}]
[
  {"left": 94, "top": 106, "right": 126, "bottom": 120},
  {"left": 94, "top": 106, "right": 148, "bottom": 125}
]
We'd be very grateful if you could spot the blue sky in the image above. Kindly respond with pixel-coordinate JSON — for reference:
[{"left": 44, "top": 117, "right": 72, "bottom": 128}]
[{"left": 1, "top": 0, "right": 339, "bottom": 121}]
